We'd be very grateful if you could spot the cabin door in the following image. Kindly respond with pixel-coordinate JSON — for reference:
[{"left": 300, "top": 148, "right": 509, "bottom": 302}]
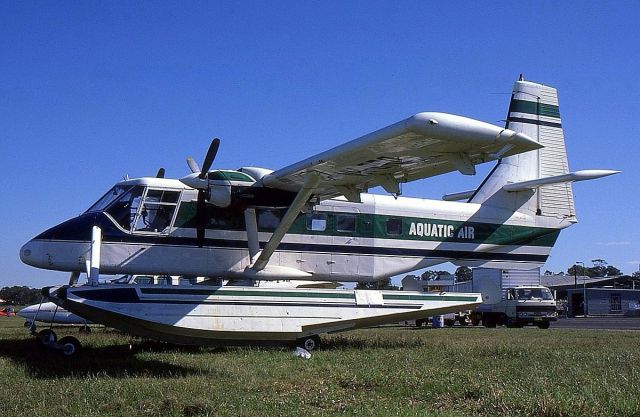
[{"left": 330, "top": 208, "right": 359, "bottom": 278}]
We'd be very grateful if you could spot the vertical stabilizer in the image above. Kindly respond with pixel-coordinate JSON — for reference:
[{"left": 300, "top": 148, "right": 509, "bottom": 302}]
[{"left": 470, "top": 78, "right": 576, "bottom": 222}]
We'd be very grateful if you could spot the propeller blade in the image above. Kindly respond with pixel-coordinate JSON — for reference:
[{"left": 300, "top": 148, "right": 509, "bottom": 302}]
[
  {"left": 186, "top": 157, "right": 200, "bottom": 174},
  {"left": 199, "top": 138, "right": 220, "bottom": 179},
  {"left": 156, "top": 168, "right": 166, "bottom": 178}
]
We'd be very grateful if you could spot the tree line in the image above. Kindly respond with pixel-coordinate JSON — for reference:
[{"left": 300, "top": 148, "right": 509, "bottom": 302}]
[
  {"left": 546, "top": 259, "right": 639, "bottom": 279},
  {"left": 0, "top": 286, "right": 42, "bottom": 306}
]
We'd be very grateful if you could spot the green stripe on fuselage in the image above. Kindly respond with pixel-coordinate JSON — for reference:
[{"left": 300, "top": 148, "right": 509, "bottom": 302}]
[
  {"left": 368, "top": 216, "right": 560, "bottom": 247},
  {"left": 141, "top": 287, "right": 356, "bottom": 299},
  {"left": 509, "top": 99, "right": 560, "bottom": 118},
  {"left": 139, "top": 287, "right": 477, "bottom": 303},
  {"left": 173, "top": 202, "right": 560, "bottom": 248},
  {"left": 383, "top": 294, "right": 478, "bottom": 302}
]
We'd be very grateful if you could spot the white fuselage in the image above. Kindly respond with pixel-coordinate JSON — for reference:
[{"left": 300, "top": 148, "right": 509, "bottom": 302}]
[{"left": 20, "top": 177, "right": 568, "bottom": 282}]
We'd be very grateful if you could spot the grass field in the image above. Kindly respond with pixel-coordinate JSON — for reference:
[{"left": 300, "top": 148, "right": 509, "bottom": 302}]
[{"left": 0, "top": 317, "right": 639, "bottom": 417}]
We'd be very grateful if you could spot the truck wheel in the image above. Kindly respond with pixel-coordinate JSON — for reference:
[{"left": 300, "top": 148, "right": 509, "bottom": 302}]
[
  {"left": 415, "top": 319, "right": 425, "bottom": 327},
  {"left": 537, "top": 321, "right": 551, "bottom": 329},
  {"left": 483, "top": 317, "right": 496, "bottom": 328},
  {"left": 506, "top": 318, "right": 523, "bottom": 328}
]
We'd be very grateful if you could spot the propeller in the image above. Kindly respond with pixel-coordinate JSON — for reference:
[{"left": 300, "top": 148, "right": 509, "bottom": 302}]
[
  {"left": 180, "top": 138, "right": 221, "bottom": 247},
  {"left": 199, "top": 138, "right": 220, "bottom": 179},
  {"left": 181, "top": 138, "right": 221, "bottom": 189}
]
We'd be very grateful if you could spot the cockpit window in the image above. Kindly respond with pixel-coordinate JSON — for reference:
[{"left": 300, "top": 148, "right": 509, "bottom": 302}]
[
  {"left": 146, "top": 189, "right": 179, "bottom": 204},
  {"left": 103, "top": 186, "right": 181, "bottom": 233},
  {"left": 133, "top": 189, "right": 181, "bottom": 233},
  {"left": 105, "top": 186, "right": 145, "bottom": 231},
  {"left": 86, "top": 185, "right": 132, "bottom": 213}
]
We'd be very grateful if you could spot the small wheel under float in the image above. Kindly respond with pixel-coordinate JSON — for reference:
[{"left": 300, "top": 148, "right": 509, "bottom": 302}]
[
  {"left": 58, "top": 336, "right": 82, "bottom": 357},
  {"left": 37, "top": 329, "right": 57, "bottom": 347},
  {"left": 297, "top": 335, "right": 321, "bottom": 352},
  {"left": 25, "top": 320, "right": 37, "bottom": 333}
]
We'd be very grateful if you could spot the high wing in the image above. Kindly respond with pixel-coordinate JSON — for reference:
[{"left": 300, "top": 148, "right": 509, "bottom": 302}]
[
  {"left": 261, "top": 112, "right": 542, "bottom": 202},
  {"left": 247, "top": 111, "right": 542, "bottom": 274}
]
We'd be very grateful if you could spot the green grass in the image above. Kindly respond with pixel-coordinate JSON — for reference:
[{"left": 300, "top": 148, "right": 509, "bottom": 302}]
[{"left": 0, "top": 317, "right": 639, "bottom": 417}]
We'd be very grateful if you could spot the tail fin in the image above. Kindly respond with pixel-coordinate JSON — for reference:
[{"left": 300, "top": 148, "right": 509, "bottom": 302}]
[{"left": 469, "top": 78, "right": 576, "bottom": 222}]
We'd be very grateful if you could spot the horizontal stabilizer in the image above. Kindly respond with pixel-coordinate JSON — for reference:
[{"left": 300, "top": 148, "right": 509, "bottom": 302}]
[
  {"left": 442, "top": 189, "right": 476, "bottom": 201},
  {"left": 502, "top": 170, "right": 620, "bottom": 192}
]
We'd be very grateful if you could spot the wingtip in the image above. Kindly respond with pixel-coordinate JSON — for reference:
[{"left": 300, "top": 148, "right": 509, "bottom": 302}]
[{"left": 573, "top": 169, "right": 621, "bottom": 180}]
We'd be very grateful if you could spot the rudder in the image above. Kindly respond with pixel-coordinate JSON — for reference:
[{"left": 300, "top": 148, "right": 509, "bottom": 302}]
[{"left": 470, "top": 77, "right": 576, "bottom": 222}]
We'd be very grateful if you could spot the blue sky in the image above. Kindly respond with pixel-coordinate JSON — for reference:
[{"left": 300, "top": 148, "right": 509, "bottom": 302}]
[{"left": 1, "top": 1, "right": 639, "bottom": 288}]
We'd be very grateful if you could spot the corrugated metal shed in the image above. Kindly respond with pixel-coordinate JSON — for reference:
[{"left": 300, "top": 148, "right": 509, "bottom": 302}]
[{"left": 567, "top": 288, "right": 640, "bottom": 316}]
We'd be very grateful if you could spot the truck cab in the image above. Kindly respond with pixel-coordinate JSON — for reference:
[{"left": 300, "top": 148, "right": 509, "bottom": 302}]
[{"left": 504, "top": 285, "right": 557, "bottom": 328}]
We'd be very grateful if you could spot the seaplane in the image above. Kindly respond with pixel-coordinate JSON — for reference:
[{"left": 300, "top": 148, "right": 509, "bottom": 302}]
[
  {"left": 18, "top": 302, "right": 92, "bottom": 332},
  {"left": 19, "top": 77, "right": 617, "bottom": 355}
]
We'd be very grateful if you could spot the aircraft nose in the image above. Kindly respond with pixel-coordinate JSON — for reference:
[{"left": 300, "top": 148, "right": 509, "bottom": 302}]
[
  {"left": 16, "top": 304, "right": 36, "bottom": 319},
  {"left": 20, "top": 240, "right": 43, "bottom": 267}
]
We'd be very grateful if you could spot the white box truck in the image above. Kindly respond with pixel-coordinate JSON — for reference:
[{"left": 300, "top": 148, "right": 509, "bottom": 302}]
[{"left": 469, "top": 268, "right": 557, "bottom": 329}]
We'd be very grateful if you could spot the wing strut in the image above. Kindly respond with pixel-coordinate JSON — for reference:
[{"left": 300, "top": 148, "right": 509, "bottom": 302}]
[
  {"left": 244, "top": 208, "right": 260, "bottom": 262},
  {"left": 249, "top": 173, "right": 320, "bottom": 272}
]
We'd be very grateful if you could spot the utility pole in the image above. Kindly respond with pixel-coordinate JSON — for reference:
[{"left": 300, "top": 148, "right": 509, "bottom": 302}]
[{"left": 576, "top": 261, "right": 585, "bottom": 316}]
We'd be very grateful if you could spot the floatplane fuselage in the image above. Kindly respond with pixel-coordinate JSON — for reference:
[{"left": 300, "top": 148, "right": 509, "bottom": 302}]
[{"left": 20, "top": 176, "right": 567, "bottom": 282}]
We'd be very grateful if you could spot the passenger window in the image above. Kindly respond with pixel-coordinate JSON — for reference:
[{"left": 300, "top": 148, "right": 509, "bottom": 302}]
[
  {"left": 258, "top": 209, "right": 282, "bottom": 231},
  {"left": 179, "top": 277, "right": 197, "bottom": 286},
  {"left": 386, "top": 218, "right": 402, "bottom": 235},
  {"left": 336, "top": 214, "right": 356, "bottom": 233},
  {"left": 156, "top": 276, "right": 172, "bottom": 285},
  {"left": 206, "top": 206, "right": 244, "bottom": 229},
  {"left": 133, "top": 276, "right": 153, "bottom": 285},
  {"left": 307, "top": 213, "right": 327, "bottom": 231}
]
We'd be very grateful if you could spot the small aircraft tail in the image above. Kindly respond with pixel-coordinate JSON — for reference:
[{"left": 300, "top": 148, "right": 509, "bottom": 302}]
[
  {"left": 469, "top": 77, "right": 578, "bottom": 223},
  {"left": 450, "top": 77, "right": 617, "bottom": 270}
]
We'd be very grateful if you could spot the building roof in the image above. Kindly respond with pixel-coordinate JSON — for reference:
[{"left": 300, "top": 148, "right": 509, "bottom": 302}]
[{"left": 541, "top": 275, "right": 617, "bottom": 290}]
